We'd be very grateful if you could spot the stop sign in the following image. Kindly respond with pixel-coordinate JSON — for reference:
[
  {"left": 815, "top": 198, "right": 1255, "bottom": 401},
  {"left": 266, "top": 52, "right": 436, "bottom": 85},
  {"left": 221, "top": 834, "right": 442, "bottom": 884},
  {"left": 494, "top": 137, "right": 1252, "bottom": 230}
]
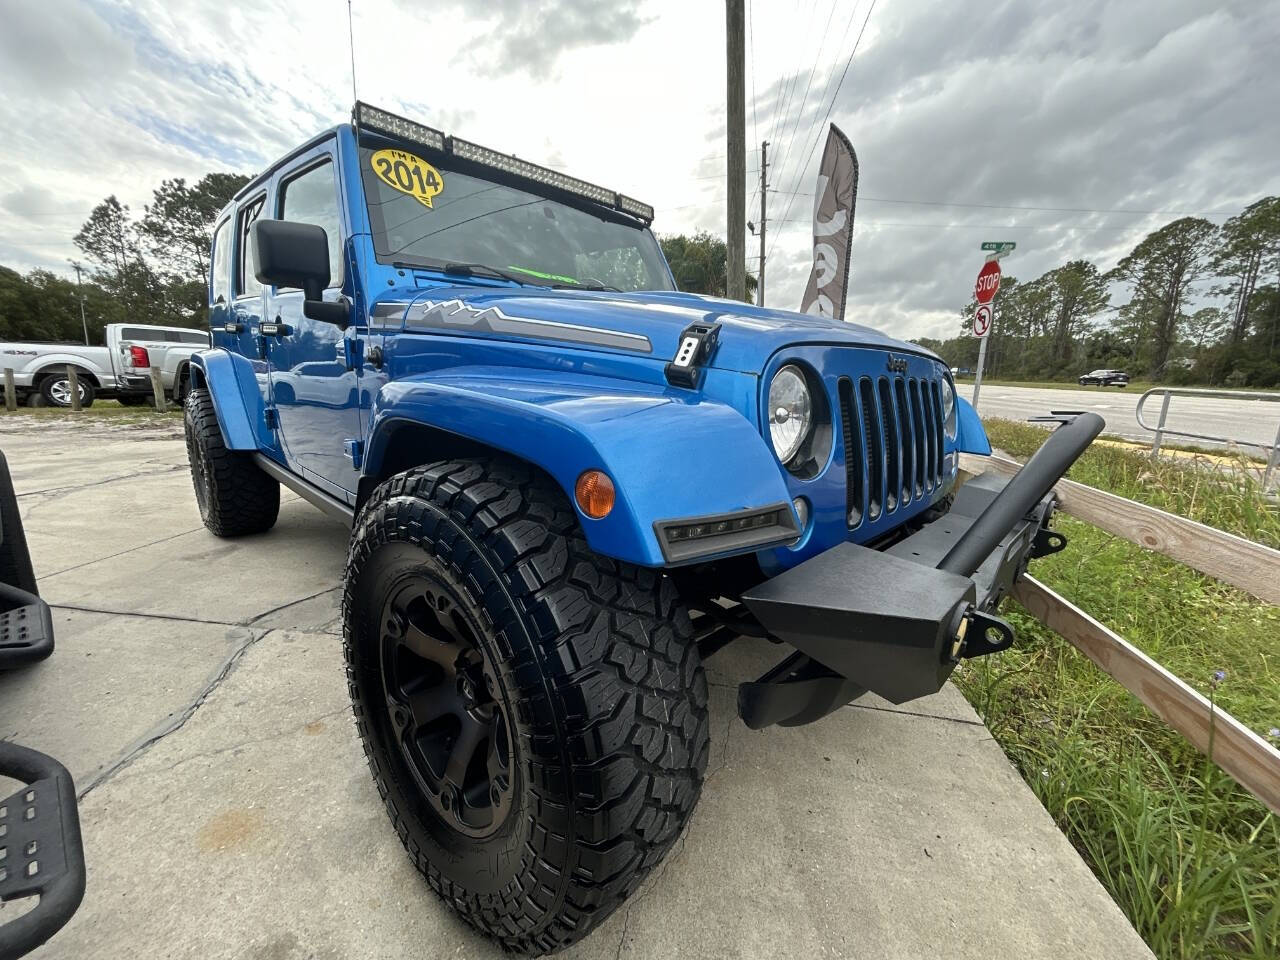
[{"left": 975, "top": 260, "right": 1001, "bottom": 304}]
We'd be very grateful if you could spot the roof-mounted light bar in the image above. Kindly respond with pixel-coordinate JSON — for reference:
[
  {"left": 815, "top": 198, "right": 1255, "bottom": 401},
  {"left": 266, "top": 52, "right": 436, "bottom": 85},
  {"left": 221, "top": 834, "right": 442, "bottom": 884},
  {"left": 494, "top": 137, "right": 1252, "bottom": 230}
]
[
  {"left": 352, "top": 101, "right": 654, "bottom": 225},
  {"left": 354, "top": 102, "right": 445, "bottom": 152}
]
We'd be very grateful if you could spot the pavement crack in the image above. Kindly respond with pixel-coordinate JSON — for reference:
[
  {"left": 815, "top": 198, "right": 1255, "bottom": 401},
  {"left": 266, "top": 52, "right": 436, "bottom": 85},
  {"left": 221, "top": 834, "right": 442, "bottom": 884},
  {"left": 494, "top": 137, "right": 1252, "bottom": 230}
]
[
  {"left": 76, "top": 627, "right": 267, "bottom": 800},
  {"left": 18, "top": 463, "right": 187, "bottom": 501},
  {"left": 243, "top": 586, "right": 342, "bottom": 627},
  {"left": 49, "top": 602, "right": 240, "bottom": 627},
  {"left": 39, "top": 525, "right": 205, "bottom": 580},
  {"left": 843, "top": 700, "right": 985, "bottom": 727},
  {"left": 116, "top": 706, "right": 351, "bottom": 783}
]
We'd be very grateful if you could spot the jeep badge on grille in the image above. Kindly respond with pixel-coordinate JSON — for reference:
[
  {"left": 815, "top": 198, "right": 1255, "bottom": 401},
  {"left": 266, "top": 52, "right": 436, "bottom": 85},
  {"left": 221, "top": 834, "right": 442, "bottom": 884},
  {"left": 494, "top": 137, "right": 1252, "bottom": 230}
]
[{"left": 886, "top": 355, "right": 908, "bottom": 374}]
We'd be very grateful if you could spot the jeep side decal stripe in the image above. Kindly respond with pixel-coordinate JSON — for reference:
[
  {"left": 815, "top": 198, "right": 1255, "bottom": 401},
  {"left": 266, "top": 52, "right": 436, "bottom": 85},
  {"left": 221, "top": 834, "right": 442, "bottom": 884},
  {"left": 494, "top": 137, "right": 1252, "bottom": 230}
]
[{"left": 391, "top": 299, "right": 652, "bottom": 353}]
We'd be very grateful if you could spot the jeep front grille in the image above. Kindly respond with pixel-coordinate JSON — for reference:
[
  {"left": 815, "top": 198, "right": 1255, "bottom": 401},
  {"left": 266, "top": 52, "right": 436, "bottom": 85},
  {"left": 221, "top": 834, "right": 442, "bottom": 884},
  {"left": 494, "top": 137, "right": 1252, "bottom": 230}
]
[{"left": 839, "top": 374, "right": 946, "bottom": 529}]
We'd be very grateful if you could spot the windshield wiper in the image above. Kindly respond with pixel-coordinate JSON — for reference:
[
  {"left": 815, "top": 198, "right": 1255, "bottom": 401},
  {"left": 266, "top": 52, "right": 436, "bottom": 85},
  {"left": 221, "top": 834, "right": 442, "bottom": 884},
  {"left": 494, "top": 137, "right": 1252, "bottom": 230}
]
[
  {"left": 552, "top": 281, "right": 621, "bottom": 292},
  {"left": 441, "top": 262, "right": 528, "bottom": 285}
]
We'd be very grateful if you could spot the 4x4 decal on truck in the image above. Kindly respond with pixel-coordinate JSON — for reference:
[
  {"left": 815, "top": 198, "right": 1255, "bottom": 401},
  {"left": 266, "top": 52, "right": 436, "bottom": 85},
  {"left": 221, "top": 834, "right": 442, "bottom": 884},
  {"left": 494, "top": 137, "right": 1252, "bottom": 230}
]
[{"left": 399, "top": 298, "right": 653, "bottom": 353}]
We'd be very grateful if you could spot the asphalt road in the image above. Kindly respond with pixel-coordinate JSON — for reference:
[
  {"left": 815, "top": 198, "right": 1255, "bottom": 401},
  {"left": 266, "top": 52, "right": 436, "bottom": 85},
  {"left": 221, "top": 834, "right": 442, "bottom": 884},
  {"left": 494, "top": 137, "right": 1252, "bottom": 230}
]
[
  {"left": 0, "top": 415, "right": 1155, "bottom": 960},
  {"left": 967, "top": 383, "right": 1280, "bottom": 453}
]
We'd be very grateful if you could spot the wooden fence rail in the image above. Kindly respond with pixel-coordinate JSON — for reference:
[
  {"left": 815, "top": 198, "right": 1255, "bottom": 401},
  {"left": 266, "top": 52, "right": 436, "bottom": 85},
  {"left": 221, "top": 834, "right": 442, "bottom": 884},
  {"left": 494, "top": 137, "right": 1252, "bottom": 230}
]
[
  {"left": 960, "top": 452, "right": 1280, "bottom": 815},
  {"left": 1014, "top": 577, "right": 1280, "bottom": 815},
  {"left": 960, "top": 453, "right": 1280, "bottom": 605}
]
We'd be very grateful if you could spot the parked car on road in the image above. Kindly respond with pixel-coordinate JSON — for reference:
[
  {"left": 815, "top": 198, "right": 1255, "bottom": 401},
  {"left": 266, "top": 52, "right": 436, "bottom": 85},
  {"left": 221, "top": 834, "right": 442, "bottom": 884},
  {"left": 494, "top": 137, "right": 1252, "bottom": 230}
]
[
  {"left": 183, "top": 102, "right": 1103, "bottom": 954},
  {"left": 0, "top": 324, "right": 210, "bottom": 408},
  {"left": 1078, "top": 368, "right": 1130, "bottom": 387}
]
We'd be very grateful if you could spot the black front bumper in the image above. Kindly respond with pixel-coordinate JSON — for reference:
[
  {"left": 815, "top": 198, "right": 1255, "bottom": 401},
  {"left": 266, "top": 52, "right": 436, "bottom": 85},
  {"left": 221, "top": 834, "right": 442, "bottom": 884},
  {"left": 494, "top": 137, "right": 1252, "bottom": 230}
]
[{"left": 737, "top": 413, "right": 1103, "bottom": 727}]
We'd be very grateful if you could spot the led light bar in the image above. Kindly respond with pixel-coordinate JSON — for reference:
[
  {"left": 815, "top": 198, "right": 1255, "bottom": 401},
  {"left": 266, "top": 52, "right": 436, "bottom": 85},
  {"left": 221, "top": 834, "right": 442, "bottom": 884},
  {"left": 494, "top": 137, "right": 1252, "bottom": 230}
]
[
  {"left": 618, "top": 195, "right": 655, "bottom": 222},
  {"left": 354, "top": 102, "right": 445, "bottom": 152},
  {"left": 351, "top": 102, "right": 654, "bottom": 224},
  {"left": 452, "top": 136, "right": 616, "bottom": 207}
]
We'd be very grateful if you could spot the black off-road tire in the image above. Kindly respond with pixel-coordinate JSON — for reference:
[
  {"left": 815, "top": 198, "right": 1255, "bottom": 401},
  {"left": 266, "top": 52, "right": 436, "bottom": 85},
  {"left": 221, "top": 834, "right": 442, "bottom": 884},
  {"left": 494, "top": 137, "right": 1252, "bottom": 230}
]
[
  {"left": 183, "top": 388, "right": 279, "bottom": 536},
  {"left": 344, "top": 459, "right": 710, "bottom": 954}
]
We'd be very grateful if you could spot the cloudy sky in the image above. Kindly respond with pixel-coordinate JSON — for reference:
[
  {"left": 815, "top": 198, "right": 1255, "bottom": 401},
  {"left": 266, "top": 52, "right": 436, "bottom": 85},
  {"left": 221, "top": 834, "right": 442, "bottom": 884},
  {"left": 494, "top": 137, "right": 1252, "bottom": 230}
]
[{"left": 1, "top": 0, "right": 1276, "bottom": 340}]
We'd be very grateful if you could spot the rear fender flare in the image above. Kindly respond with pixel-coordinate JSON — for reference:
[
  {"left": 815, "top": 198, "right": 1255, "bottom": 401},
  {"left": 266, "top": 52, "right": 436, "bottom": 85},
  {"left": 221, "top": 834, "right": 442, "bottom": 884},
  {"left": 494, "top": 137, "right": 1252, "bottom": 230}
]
[
  {"left": 188, "top": 349, "right": 271, "bottom": 450},
  {"left": 363, "top": 369, "right": 793, "bottom": 567}
]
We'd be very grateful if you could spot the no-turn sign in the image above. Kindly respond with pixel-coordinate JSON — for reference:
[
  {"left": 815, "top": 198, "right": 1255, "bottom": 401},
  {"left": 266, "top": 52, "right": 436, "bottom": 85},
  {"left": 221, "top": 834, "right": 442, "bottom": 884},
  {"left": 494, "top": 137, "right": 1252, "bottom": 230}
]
[
  {"left": 975, "top": 260, "right": 1001, "bottom": 305},
  {"left": 973, "top": 303, "right": 992, "bottom": 338}
]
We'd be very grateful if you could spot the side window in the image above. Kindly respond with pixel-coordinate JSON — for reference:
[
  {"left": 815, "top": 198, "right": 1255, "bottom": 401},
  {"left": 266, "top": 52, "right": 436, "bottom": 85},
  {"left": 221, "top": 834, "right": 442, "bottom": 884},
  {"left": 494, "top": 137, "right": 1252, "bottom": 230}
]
[
  {"left": 178, "top": 330, "right": 211, "bottom": 344},
  {"left": 236, "top": 197, "right": 265, "bottom": 299},
  {"left": 278, "top": 160, "right": 343, "bottom": 287},
  {"left": 210, "top": 217, "right": 232, "bottom": 303}
]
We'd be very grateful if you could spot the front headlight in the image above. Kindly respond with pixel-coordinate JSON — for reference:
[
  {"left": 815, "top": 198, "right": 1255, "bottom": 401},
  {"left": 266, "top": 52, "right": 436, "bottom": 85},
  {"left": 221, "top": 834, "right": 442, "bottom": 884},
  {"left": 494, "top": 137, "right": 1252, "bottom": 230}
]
[
  {"left": 768, "top": 365, "right": 812, "bottom": 464},
  {"left": 941, "top": 377, "right": 957, "bottom": 439}
]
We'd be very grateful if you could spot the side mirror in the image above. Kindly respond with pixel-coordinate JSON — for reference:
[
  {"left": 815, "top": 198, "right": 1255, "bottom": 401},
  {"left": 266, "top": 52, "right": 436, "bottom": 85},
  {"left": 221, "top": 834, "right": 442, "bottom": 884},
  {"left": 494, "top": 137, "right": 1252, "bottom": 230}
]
[
  {"left": 251, "top": 219, "right": 329, "bottom": 300},
  {"left": 251, "top": 220, "right": 349, "bottom": 328}
]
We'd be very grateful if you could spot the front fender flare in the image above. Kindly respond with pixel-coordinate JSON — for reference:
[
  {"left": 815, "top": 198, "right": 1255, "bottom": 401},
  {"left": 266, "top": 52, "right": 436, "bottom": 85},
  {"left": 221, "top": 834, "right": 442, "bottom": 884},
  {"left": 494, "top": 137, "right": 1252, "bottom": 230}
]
[
  {"left": 364, "top": 368, "right": 793, "bottom": 567},
  {"left": 954, "top": 395, "right": 991, "bottom": 455},
  {"left": 189, "top": 348, "right": 271, "bottom": 450}
]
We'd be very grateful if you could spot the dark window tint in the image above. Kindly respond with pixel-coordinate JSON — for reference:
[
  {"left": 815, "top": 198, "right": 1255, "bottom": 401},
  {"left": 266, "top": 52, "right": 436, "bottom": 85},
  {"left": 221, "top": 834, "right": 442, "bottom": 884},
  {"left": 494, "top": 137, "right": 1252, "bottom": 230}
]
[
  {"left": 120, "top": 327, "right": 158, "bottom": 341},
  {"left": 279, "top": 160, "right": 343, "bottom": 287},
  {"left": 236, "top": 197, "right": 266, "bottom": 298},
  {"left": 175, "top": 330, "right": 210, "bottom": 344},
  {"left": 211, "top": 218, "right": 232, "bottom": 303}
]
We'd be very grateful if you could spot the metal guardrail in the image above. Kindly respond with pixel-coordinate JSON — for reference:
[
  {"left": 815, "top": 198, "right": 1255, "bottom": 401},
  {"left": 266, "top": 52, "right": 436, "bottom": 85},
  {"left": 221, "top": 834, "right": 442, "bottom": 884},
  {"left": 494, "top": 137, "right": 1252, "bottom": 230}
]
[{"left": 1135, "top": 386, "right": 1280, "bottom": 489}]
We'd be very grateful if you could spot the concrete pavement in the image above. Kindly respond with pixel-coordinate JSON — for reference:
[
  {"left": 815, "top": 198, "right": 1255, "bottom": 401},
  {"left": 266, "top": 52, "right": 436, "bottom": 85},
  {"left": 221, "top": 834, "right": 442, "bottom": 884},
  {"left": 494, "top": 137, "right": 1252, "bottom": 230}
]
[
  {"left": 968, "top": 382, "right": 1280, "bottom": 452},
  {"left": 0, "top": 413, "right": 1155, "bottom": 960}
]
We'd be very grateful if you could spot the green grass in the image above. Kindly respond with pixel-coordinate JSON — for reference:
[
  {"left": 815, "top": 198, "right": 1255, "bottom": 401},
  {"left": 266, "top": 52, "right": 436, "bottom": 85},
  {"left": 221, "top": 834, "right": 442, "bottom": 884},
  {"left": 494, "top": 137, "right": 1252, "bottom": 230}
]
[
  {"left": 985, "top": 419, "right": 1280, "bottom": 549},
  {"left": 954, "top": 420, "right": 1280, "bottom": 958},
  {"left": 955, "top": 378, "right": 1279, "bottom": 395}
]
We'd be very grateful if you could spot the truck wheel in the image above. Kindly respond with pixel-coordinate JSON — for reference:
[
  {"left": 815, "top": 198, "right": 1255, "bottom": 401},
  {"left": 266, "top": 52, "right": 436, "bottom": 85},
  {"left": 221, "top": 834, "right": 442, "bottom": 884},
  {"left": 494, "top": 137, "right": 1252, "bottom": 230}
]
[
  {"left": 40, "top": 373, "right": 95, "bottom": 408},
  {"left": 183, "top": 388, "right": 279, "bottom": 536},
  {"left": 344, "top": 459, "right": 710, "bottom": 953}
]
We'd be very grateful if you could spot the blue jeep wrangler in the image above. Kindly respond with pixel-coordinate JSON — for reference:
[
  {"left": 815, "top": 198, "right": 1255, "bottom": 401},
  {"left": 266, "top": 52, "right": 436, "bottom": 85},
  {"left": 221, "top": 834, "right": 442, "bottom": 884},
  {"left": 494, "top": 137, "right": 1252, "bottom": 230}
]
[{"left": 183, "top": 103, "right": 1102, "bottom": 953}]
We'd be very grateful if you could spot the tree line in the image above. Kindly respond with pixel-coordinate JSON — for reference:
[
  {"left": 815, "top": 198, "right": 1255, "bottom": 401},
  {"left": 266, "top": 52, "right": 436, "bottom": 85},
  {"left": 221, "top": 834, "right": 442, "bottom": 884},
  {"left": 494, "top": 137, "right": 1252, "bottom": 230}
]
[
  {"left": 0, "top": 173, "right": 250, "bottom": 345},
  {"left": 915, "top": 198, "right": 1280, "bottom": 387}
]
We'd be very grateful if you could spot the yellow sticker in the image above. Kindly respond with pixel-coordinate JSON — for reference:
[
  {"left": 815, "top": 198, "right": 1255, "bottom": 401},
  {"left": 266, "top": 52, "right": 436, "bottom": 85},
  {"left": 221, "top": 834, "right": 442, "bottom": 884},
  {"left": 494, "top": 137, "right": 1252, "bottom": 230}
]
[{"left": 370, "top": 148, "right": 444, "bottom": 208}]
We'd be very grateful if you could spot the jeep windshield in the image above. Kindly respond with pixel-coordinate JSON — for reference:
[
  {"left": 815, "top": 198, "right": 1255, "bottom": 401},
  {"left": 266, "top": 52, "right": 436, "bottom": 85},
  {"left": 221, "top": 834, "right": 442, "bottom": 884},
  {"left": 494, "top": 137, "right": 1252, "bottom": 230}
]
[{"left": 358, "top": 145, "right": 673, "bottom": 294}]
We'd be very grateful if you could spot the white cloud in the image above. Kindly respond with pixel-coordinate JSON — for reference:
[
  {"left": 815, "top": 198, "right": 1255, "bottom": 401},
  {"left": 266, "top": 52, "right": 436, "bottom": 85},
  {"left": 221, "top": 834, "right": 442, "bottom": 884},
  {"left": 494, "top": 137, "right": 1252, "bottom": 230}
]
[{"left": 0, "top": 0, "right": 1276, "bottom": 341}]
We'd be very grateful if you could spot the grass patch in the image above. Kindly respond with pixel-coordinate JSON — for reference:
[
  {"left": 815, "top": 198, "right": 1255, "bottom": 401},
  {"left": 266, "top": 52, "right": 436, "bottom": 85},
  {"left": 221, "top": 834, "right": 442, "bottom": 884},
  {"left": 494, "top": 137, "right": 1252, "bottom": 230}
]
[
  {"left": 984, "top": 418, "right": 1279, "bottom": 549},
  {"left": 955, "top": 423, "right": 1280, "bottom": 959}
]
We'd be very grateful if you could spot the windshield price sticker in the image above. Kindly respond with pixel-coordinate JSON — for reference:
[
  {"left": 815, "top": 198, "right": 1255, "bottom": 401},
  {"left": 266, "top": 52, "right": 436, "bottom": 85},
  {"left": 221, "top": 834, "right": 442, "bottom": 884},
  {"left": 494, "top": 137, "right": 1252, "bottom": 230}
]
[{"left": 370, "top": 149, "right": 444, "bottom": 208}]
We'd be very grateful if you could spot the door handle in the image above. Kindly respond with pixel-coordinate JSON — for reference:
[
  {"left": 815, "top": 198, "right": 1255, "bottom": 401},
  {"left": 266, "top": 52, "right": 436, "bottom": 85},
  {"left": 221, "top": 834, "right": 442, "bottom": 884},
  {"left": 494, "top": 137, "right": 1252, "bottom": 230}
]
[{"left": 259, "top": 318, "right": 292, "bottom": 337}]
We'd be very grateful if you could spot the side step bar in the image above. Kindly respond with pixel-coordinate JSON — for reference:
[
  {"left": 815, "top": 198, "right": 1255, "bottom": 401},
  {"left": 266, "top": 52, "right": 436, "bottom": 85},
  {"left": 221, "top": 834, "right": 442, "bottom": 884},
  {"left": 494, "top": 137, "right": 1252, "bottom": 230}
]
[{"left": 252, "top": 454, "right": 355, "bottom": 526}]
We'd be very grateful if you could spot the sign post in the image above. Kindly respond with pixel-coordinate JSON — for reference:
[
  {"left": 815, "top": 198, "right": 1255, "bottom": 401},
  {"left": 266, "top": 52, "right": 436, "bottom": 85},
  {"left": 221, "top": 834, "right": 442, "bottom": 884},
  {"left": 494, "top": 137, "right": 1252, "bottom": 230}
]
[{"left": 970, "top": 259, "right": 1000, "bottom": 411}]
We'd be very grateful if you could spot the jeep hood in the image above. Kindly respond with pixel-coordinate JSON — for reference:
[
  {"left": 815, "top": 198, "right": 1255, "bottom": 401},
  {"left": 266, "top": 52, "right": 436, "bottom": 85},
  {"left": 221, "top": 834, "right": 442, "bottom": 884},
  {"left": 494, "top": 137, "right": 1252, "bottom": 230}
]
[{"left": 379, "top": 285, "right": 940, "bottom": 374}]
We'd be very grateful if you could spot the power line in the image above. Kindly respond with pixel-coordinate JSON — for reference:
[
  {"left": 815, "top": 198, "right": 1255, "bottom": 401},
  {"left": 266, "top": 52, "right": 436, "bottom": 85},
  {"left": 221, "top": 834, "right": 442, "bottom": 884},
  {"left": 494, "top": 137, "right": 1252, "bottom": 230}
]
[
  {"left": 765, "top": 0, "right": 842, "bottom": 226},
  {"left": 769, "top": 0, "right": 879, "bottom": 262}
]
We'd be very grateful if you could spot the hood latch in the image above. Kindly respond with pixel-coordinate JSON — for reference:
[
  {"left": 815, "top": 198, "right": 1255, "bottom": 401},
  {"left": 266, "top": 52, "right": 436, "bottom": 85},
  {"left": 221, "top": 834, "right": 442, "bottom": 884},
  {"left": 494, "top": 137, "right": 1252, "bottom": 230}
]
[{"left": 665, "top": 321, "right": 721, "bottom": 389}]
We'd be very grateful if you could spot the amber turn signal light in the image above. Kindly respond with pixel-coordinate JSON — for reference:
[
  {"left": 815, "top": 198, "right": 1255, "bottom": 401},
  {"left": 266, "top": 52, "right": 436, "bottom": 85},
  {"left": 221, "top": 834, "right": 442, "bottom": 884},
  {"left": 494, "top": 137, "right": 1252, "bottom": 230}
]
[{"left": 575, "top": 470, "right": 615, "bottom": 519}]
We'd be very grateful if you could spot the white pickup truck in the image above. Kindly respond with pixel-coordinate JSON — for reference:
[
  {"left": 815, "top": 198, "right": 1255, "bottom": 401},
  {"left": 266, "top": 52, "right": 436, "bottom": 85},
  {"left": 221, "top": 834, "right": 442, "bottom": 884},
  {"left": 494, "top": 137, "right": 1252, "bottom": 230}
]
[{"left": 0, "top": 324, "right": 210, "bottom": 408}]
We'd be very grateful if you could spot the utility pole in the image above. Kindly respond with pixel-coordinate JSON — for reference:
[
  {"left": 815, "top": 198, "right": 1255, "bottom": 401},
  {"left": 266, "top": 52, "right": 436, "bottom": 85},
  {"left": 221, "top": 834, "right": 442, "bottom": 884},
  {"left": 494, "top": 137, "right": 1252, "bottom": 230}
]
[
  {"left": 725, "top": 0, "right": 746, "bottom": 302},
  {"left": 757, "top": 139, "right": 768, "bottom": 306},
  {"left": 69, "top": 260, "right": 89, "bottom": 346}
]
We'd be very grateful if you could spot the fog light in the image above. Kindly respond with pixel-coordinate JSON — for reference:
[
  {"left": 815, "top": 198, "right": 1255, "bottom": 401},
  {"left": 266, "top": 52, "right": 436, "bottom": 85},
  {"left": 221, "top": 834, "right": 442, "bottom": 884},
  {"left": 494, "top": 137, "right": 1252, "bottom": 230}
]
[
  {"left": 575, "top": 470, "right": 615, "bottom": 519},
  {"left": 792, "top": 497, "right": 810, "bottom": 531}
]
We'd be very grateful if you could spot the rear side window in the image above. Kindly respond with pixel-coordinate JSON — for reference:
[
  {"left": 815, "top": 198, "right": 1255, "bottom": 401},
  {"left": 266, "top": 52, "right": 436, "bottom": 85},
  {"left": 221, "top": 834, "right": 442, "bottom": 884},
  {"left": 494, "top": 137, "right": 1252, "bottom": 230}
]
[
  {"left": 236, "top": 196, "right": 266, "bottom": 299},
  {"left": 278, "top": 160, "right": 343, "bottom": 287},
  {"left": 120, "top": 327, "right": 157, "bottom": 341},
  {"left": 211, "top": 217, "right": 232, "bottom": 303},
  {"left": 175, "top": 330, "right": 210, "bottom": 344}
]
